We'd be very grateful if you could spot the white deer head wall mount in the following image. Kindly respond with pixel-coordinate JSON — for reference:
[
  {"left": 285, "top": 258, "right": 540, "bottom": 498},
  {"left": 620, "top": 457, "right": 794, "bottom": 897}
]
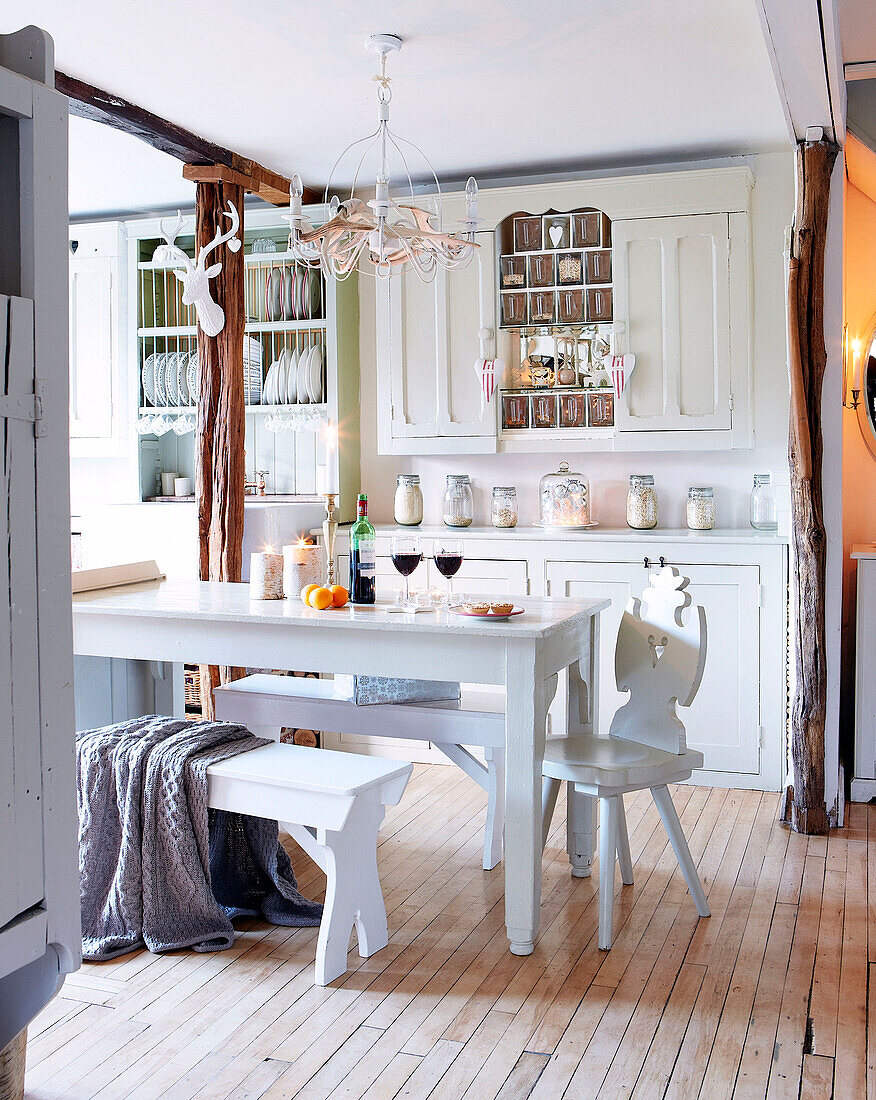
[{"left": 158, "top": 202, "right": 242, "bottom": 337}]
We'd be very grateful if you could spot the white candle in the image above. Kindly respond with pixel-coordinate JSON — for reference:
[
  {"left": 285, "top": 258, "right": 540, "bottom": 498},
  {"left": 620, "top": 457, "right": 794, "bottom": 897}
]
[
  {"left": 323, "top": 422, "right": 339, "bottom": 495},
  {"left": 282, "top": 540, "right": 322, "bottom": 597},
  {"left": 250, "top": 550, "right": 284, "bottom": 600},
  {"left": 852, "top": 339, "right": 864, "bottom": 392}
]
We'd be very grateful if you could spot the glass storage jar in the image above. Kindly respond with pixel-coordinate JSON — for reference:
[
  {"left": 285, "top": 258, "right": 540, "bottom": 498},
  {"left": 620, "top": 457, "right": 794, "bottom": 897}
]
[
  {"left": 749, "top": 473, "right": 777, "bottom": 531},
  {"left": 627, "top": 474, "right": 658, "bottom": 530},
  {"left": 491, "top": 486, "right": 518, "bottom": 528},
  {"left": 687, "top": 486, "right": 716, "bottom": 530},
  {"left": 443, "top": 474, "right": 473, "bottom": 528},
  {"left": 394, "top": 474, "right": 423, "bottom": 527},
  {"left": 538, "top": 461, "right": 591, "bottom": 527}
]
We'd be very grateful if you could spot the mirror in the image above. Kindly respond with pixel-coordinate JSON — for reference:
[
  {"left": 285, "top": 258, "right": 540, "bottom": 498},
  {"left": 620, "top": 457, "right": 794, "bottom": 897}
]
[{"left": 859, "top": 329, "right": 876, "bottom": 461}]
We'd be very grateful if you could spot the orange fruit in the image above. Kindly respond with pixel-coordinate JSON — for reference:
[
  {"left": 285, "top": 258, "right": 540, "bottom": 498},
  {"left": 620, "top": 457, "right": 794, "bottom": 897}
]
[
  {"left": 329, "top": 585, "right": 349, "bottom": 608},
  {"left": 301, "top": 583, "right": 319, "bottom": 605},
  {"left": 308, "top": 586, "right": 333, "bottom": 610}
]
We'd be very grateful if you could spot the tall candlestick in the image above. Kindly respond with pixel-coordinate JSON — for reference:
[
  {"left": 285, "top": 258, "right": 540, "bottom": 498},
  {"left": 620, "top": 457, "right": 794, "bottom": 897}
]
[
  {"left": 322, "top": 493, "right": 338, "bottom": 587},
  {"left": 250, "top": 550, "right": 284, "bottom": 600}
]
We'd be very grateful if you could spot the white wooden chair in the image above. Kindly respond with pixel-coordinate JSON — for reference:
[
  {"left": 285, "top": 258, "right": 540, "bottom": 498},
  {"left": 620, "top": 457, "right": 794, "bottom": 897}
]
[
  {"left": 206, "top": 741, "right": 412, "bottom": 985},
  {"left": 214, "top": 678, "right": 506, "bottom": 870},
  {"left": 542, "top": 566, "right": 711, "bottom": 950}
]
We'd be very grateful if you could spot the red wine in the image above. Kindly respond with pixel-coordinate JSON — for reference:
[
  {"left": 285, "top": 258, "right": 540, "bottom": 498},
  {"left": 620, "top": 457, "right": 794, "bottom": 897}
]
[
  {"left": 349, "top": 494, "right": 376, "bottom": 604},
  {"left": 392, "top": 552, "right": 422, "bottom": 577},
  {"left": 434, "top": 553, "right": 462, "bottom": 578}
]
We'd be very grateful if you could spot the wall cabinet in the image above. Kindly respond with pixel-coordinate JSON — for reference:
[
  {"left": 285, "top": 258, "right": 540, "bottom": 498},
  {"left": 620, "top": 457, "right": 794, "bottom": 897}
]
[
  {"left": 851, "top": 552, "right": 876, "bottom": 801},
  {"left": 374, "top": 167, "right": 754, "bottom": 455},
  {"left": 68, "top": 222, "right": 128, "bottom": 456},
  {"left": 376, "top": 226, "right": 498, "bottom": 455}
]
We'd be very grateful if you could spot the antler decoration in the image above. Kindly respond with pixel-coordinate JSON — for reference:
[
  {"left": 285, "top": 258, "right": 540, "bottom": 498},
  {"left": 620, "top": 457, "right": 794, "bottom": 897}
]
[{"left": 158, "top": 202, "right": 242, "bottom": 337}]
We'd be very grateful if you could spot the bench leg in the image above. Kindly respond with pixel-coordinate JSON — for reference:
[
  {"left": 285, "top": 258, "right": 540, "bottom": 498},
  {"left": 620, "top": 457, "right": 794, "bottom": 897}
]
[
  {"left": 482, "top": 748, "right": 505, "bottom": 871},
  {"left": 616, "top": 795, "right": 634, "bottom": 885},
  {"left": 567, "top": 785, "right": 595, "bottom": 878},
  {"left": 315, "top": 794, "right": 388, "bottom": 986}
]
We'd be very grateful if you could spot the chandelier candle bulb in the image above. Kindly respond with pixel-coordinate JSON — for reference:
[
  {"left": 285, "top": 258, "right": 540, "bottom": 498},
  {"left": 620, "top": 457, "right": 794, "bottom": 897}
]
[
  {"left": 283, "top": 541, "right": 322, "bottom": 598},
  {"left": 250, "top": 550, "right": 284, "bottom": 600}
]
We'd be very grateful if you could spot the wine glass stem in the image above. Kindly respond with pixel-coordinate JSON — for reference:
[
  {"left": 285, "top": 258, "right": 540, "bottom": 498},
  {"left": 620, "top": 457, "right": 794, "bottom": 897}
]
[
  {"left": 403, "top": 574, "right": 410, "bottom": 607},
  {"left": 447, "top": 576, "right": 452, "bottom": 606}
]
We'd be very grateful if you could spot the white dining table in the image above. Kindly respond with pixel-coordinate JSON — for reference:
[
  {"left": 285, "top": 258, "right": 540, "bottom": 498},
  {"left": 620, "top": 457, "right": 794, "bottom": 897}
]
[{"left": 72, "top": 580, "right": 608, "bottom": 956}]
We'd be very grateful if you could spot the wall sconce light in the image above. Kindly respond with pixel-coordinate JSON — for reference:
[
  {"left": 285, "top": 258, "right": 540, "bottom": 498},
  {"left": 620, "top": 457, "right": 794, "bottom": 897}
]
[{"left": 844, "top": 324, "right": 862, "bottom": 409}]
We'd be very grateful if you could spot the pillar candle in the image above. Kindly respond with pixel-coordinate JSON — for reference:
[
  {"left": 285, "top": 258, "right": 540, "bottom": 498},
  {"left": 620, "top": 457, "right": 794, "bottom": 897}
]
[
  {"left": 283, "top": 540, "right": 322, "bottom": 598},
  {"left": 250, "top": 551, "right": 284, "bottom": 600}
]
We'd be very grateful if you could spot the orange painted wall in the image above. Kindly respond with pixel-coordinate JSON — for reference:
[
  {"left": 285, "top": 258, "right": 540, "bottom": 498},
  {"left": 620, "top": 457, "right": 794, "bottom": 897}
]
[{"left": 842, "top": 157, "right": 876, "bottom": 749}]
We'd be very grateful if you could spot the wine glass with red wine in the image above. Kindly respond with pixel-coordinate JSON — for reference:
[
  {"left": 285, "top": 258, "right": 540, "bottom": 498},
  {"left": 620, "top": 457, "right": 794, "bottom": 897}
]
[
  {"left": 432, "top": 538, "right": 464, "bottom": 607},
  {"left": 390, "top": 535, "right": 422, "bottom": 610}
]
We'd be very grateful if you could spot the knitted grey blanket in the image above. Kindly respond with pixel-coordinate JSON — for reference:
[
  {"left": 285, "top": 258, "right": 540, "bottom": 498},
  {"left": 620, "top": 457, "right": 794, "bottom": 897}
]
[{"left": 76, "top": 716, "right": 322, "bottom": 961}]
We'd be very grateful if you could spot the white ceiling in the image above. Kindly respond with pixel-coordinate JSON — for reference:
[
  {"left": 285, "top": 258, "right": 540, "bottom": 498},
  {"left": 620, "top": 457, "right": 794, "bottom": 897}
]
[{"left": 14, "top": 0, "right": 790, "bottom": 214}]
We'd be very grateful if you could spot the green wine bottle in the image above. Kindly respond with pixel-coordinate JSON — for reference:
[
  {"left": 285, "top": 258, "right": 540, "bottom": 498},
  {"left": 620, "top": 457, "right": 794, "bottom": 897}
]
[{"left": 349, "top": 493, "right": 376, "bottom": 604}]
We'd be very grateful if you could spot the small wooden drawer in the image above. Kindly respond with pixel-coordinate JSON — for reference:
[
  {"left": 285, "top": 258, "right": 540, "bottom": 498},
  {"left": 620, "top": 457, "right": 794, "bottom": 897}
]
[
  {"left": 585, "top": 249, "right": 612, "bottom": 284},
  {"left": 501, "top": 292, "right": 528, "bottom": 327},
  {"left": 557, "top": 288, "right": 584, "bottom": 324},
  {"left": 531, "top": 392, "right": 558, "bottom": 429},
  {"left": 530, "top": 290, "right": 556, "bottom": 324},
  {"left": 502, "top": 392, "right": 530, "bottom": 430},
  {"left": 527, "top": 253, "right": 555, "bottom": 288},
  {"left": 514, "top": 216, "right": 542, "bottom": 252},
  {"left": 585, "top": 287, "right": 612, "bottom": 322},
  {"left": 559, "top": 391, "right": 588, "bottom": 428},
  {"left": 572, "top": 211, "right": 610, "bottom": 248},
  {"left": 500, "top": 255, "right": 526, "bottom": 289},
  {"left": 587, "top": 391, "right": 615, "bottom": 427}
]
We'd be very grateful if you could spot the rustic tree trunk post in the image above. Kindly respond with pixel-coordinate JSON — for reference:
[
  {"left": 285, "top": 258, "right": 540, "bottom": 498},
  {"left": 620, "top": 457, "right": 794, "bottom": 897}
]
[
  {"left": 194, "top": 180, "right": 245, "bottom": 717},
  {"left": 0, "top": 1029, "right": 26, "bottom": 1100},
  {"left": 785, "top": 138, "right": 839, "bottom": 835}
]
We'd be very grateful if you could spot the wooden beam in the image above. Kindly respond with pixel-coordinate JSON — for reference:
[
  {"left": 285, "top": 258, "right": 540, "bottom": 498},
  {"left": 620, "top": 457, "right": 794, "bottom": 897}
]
[
  {"left": 785, "top": 137, "right": 839, "bottom": 836},
  {"left": 55, "top": 71, "right": 317, "bottom": 206},
  {"left": 183, "top": 163, "right": 292, "bottom": 207},
  {"left": 194, "top": 180, "right": 246, "bottom": 716}
]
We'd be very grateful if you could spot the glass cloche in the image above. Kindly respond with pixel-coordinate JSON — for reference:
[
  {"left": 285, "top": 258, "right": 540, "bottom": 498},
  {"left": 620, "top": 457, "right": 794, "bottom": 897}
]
[{"left": 538, "top": 461, "right": 591, "bottom": 527}]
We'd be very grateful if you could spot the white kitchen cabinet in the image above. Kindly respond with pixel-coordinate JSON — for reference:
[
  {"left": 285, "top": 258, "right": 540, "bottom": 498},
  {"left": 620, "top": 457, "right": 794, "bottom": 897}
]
[
  {"left": 613, "top": 214, "right": 729, "bottom": 437},
  {"left": 547, "top": 556, "right": 762, "bottom": 779},
  {"left": 376, "top": 227, "right": 498, "bottom": 455},
  {"left": 851, "top": 551, "right": 876, "bottom": 802},
  {"left": 68, "top": 222, "right": 128, "bottom": 455}
]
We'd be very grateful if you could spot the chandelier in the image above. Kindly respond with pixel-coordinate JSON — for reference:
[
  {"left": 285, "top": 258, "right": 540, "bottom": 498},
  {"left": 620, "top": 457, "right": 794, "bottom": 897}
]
[{"left": 285, "top": 33, "right": 480, "bottom": 283}]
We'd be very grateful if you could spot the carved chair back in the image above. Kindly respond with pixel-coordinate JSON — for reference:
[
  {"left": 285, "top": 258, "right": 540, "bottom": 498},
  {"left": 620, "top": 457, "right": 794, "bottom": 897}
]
[{"left": 608, "top": 566, "right": 707, "bottom": 754}]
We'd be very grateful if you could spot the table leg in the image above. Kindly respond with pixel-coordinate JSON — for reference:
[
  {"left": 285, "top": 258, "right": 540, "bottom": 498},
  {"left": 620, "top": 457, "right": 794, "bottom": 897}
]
[
  {"left": 504, "top": 641, "right": 556, "bottom": 955},
  {"left": 565, "top": 618, "right": 600, "bottom": 876}
]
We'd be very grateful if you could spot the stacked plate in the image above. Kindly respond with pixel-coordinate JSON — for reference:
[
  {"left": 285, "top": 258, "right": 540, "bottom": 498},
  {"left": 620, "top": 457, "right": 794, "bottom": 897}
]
[
  {"left": 261, "top": 344, "right": 323, "bottom": 405},
  {"left": 142, "top": 351, "right": 198, "bottom": 408},
  {"left": 264, "top": 265, "right": 322, "bottom": 321}
]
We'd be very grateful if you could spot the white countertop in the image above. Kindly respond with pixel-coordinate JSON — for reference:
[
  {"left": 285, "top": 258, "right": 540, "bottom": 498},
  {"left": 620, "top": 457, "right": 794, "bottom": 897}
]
[
  {"left": 332, "top": 524, "right": 789, "bottom": 546},
  {"left": 73, "top": 579, "right": 609, "bottom": 640}
]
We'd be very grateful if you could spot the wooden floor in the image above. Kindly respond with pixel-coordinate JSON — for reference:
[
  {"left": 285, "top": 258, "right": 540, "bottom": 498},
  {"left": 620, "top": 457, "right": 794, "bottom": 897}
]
[{"left": 24, "top": 766, "right": 872, "bottom": 1099}]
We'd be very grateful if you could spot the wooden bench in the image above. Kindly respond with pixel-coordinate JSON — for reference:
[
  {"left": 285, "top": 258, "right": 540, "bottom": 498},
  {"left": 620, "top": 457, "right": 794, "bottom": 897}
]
[
  {"left": 214, "top": 675, "right": 507, "bottom": 870},
  {"left": 206, "top": 742, "right": 412, "bottom": 986}
]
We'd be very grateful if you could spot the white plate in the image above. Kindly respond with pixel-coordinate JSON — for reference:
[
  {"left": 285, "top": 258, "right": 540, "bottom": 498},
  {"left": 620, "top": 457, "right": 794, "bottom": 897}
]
[
  {"left": 297, "top": 348, "right": 311, "bottom": 403},
  {"left": 307, "top": 344, "right": 323, "bottom": 403},
  {"left": 165, "top": 353, "right": 180, "bottom": 406},
  {"left": 263, "top": 360, "right": 277, "bottom": 405},
  {"left": 154, "top": 354, "right": 167, "bottom": 407},
  {"left": 271, "top": 268, "right": 283, "bottom": 322},
  {"left": 186, "top": 353, "right": 199, "bottom": 403},
  {"left": 176, "top": 354, "right": 189, "bottom": 405},
  {"left": 288, "top": 347, "right": 303, "bottom": 404},
  {"left": 283, "top": 268, "right": 294, "bottom": 321},
  {"left": 142, "top": 355, "right": 157, "bottom": 405},
  {"left": 308, "top": 269, "right": 321, "bottom": 317}
]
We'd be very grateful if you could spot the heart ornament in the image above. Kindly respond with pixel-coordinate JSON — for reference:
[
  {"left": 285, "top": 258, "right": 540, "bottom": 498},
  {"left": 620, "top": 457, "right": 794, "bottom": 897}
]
[
  {"left": 647, "top": 634, "right": 669, "bottom": 668},
  {"left": 549, "top": 225, "right": 564, "bottom": 249}
]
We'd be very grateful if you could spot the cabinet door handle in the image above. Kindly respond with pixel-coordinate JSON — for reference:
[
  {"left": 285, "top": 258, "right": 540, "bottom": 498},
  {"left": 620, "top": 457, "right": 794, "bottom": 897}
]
[
  {"left": 643, "top": 556, "right": 650, "bottom": 569},
  {"left": 659, "top": 556, "right": 666, "bottom": 568}
]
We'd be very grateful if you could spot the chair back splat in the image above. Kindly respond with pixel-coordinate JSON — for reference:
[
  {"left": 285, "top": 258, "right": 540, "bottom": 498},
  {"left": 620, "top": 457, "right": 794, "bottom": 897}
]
[{"left": 609, "top": 567, "right": 707, "bottom": 755}]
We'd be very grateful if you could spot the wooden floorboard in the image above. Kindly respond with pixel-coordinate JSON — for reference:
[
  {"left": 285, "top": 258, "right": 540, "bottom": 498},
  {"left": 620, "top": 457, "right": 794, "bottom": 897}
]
[{"left": 23, "top": 769, "right": 874, "bottom": 1099}]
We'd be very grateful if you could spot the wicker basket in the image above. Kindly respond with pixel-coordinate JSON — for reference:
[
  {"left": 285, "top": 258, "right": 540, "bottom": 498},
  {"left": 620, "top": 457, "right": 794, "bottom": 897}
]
[{"left": 184, "top": 667, "right": 201, "bottom": 710}]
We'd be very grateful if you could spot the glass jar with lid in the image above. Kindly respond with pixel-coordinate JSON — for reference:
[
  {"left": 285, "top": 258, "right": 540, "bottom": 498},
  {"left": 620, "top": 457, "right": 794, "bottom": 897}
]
[
  {"left": 627, "top": 474, "right": 658, "bottom": 530},
  {"left": 687, "top": 486, "right": 715, "bottom": 530},
  {"left": 443, "top": 474, "right": 473, "bottom": 528},
  {"left": 538, "top": 461, "right": 591, "bottom": 527},
  {"left": 491, "top": 486, "right": 518, "bottom": 528},
  {"left": 749, "top": 473, "right": 777, "bottom": 531},
  {"left": 393, "top": 474, "right": 423, "bottom": 527}
]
